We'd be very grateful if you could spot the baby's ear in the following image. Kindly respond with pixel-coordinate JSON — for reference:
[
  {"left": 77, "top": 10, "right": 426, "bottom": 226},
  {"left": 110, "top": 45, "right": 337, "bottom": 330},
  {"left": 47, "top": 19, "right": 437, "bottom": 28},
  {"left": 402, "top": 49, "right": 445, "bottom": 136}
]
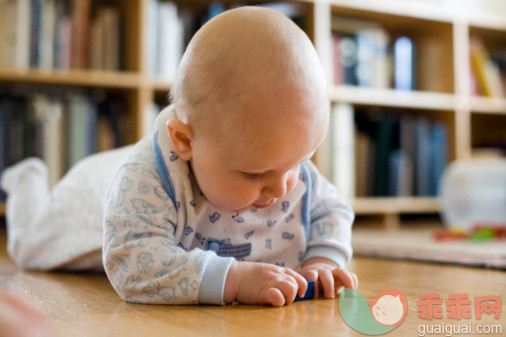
[{"left": 166, "top": 119, "right": 193, "bottom": 161}]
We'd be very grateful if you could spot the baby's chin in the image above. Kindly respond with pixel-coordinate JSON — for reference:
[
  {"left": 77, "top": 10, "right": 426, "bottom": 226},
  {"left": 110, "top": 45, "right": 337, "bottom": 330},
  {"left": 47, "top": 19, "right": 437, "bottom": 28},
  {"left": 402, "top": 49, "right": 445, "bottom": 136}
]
[{"left": 234, "top": 206, "right": 252, "bottom": 214}]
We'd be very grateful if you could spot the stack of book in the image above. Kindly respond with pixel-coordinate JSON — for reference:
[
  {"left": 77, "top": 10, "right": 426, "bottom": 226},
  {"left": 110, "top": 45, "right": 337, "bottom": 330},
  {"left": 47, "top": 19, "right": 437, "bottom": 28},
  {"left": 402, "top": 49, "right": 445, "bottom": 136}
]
[
  {"left": 327, "top": 104, "right": 448, "bottom": 199},
  {"left": 0, "top": 84, "right": 128, "bottom": 198},
  {"left": 470, "top": 37, "right": 505, "bottom": 98},
  {"left": 331, "top": 15, "right": 416, "bottom": 90},
  {"left": 0, "top": 0, "right": 122, "bottom": 71},
  {"left": 146, "top": 1, "right": 193, "bottom": 80}
]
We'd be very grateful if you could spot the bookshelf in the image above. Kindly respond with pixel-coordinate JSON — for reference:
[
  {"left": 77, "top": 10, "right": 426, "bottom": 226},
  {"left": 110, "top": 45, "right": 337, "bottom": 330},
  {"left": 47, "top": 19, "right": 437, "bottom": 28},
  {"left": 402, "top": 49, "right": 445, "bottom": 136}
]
[{"left": 0, "top": 0, "right": 505, "bottom": 229}]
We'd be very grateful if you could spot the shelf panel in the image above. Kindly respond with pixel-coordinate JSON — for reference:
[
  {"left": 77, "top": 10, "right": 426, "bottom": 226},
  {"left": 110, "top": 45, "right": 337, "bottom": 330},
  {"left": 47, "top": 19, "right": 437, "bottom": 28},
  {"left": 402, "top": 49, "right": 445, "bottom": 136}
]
[
  {"left": 469, "top": 96, "right": 506, "bottom": 115},
  {"left": 149, "top": 79, "right": 174, "bottom": 92},
  {"left": 329, "top": 0, "right": 453, "bottom": 23},
  {"left": 0, "top": 70, "right": 143, "bottom": 89},
  {"left": 352, "top": 197, "right": 440, "bottom": 215},
  {"left": 329, "top": 86, "right": 456, "bottom": 110},
  {"left": 468, "top": 14, "right": 506, "bottom": 32}
]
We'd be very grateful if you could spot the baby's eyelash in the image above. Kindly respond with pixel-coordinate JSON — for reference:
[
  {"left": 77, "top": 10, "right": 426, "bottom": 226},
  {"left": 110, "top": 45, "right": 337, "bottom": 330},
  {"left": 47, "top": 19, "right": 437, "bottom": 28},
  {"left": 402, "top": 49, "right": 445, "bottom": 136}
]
[{"left": 242, "top": 172, "right": 263, "bottom": 180}]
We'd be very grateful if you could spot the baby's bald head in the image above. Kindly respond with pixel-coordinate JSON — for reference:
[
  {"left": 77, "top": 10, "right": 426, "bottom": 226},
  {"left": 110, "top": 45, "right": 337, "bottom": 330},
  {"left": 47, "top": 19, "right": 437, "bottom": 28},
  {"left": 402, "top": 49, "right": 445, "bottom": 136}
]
[{"left": 169, "top": 6, "right": 329, "bottom": 136}]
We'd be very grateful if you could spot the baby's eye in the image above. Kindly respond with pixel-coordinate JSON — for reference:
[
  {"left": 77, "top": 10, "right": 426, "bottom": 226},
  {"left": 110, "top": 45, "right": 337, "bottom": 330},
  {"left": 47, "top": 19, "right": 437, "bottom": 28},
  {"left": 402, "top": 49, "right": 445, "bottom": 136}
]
[{"left": 242, "top": 172, "right": 263, "bottom": 180}]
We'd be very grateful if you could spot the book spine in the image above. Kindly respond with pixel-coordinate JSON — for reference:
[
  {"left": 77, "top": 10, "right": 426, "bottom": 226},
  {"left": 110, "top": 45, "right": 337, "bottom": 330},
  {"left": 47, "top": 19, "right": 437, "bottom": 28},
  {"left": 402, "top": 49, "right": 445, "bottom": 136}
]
[
  {"left": 15, "top": 0, "right": 32, "bottom": 70},
  {"left": 30, "top": 0, "right": 42, "bottom": 68},
  {"left": 394, "top": 36, "right": 415, "bottom": 91}
]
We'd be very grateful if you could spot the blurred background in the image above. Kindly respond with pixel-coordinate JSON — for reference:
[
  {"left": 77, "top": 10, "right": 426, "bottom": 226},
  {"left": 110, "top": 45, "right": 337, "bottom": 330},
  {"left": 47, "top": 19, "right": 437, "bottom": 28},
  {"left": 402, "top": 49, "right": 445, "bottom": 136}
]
[{"left": 0, "top": 0, "right": 505, "bottom": 267}]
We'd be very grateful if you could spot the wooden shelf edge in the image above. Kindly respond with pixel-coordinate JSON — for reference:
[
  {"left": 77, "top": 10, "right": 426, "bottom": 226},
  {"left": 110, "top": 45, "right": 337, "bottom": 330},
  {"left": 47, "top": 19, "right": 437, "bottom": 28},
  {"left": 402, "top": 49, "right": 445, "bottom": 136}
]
[
  {"left": 329, "top": 0, "right": 454, "bottom": 23},
  {"left": 467, "top": 14, "right": 506, "bottom": 32},
  {"left": 0, "top": 69, "right": 143, "bottom": 89},
  {"left": 329, "top": 86, "right": 456, "bottom": 110},
  {"left": 352, "top": 197, "right": 440, "bottom": 215},
  {"left": 469, "top": 96, "right": 506, "bottom": 115}
]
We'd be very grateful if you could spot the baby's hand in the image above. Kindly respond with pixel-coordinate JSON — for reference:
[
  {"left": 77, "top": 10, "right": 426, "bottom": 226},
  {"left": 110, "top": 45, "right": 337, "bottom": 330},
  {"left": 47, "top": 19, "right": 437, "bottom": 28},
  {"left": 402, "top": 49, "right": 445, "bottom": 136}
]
[
  {"left": 224, "top": 261, "right": 308, "bottom": 306},
  {"left": 298, "top": 258, "right": 358, "bottom": 298}
]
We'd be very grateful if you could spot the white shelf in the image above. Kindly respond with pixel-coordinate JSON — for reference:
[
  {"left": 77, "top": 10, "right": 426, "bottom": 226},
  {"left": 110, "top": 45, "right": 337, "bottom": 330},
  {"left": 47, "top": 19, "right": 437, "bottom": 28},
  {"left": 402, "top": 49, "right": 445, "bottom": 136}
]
[
  {"left": 352, "top": 197, "right": 440, "bottom": 215},
  {"left": 329, "top": 86, "right": 456, "bottom": 111},
  {"left": 329, "top": 0, "right": 454, "bottom": 23},
  {"left": 469, "top": 96, "right": 506, "bottom": 115},
  {"left": 0, "top": 69, "right": 143, "bottom": 89}
]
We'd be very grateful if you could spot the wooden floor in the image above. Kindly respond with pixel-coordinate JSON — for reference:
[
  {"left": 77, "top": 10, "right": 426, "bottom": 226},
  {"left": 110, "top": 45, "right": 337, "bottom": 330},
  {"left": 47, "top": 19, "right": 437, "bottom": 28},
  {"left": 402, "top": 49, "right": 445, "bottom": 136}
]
[{"left": 0, "top": 227, "right": 504, "bottom": 337}]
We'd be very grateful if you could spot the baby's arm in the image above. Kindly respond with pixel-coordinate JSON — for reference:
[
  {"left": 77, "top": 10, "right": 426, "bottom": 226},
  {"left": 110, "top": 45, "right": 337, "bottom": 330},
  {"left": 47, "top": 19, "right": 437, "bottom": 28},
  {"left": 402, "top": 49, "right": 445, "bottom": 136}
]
[
  {"left": 300, "top": 161, "right": 358, "bottom": 297},
  {"left": 103, "top": 162, "right": 234, "bottom": 304},
  {"left": 223, "top": 261, "right": 307, "bottom": 306}
]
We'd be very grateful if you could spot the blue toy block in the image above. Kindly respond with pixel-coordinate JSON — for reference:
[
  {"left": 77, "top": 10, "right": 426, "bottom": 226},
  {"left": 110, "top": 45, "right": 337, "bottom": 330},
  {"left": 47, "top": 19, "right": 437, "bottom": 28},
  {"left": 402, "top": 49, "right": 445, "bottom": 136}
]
[{"left": 294, "top": 280, "right": 315, "bottom": 301}]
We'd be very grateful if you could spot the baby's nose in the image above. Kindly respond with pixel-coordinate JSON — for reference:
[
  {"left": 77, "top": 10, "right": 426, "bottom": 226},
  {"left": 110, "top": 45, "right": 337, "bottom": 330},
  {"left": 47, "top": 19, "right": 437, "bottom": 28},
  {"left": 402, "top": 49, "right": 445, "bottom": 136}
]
[{"left": 263, "top": 174, "right": 289, "bottom": 199}]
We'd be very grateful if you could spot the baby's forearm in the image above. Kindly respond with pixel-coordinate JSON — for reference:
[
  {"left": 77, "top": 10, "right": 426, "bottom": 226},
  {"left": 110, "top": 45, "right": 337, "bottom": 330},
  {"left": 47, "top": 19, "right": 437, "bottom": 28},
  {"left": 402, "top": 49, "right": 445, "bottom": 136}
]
[{"left": 223, "top": 261, "right": 239, "bottom": 303}]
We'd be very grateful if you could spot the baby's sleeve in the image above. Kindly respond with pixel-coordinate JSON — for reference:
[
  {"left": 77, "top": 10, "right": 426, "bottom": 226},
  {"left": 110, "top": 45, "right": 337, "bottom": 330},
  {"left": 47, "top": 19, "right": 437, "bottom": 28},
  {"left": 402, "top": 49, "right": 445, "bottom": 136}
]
[
  {"left": 102, "top": 162, "right": 234, "bottom": 305},
  {"left": 302, "top": 161, "right": 354, "bottom": 268}
]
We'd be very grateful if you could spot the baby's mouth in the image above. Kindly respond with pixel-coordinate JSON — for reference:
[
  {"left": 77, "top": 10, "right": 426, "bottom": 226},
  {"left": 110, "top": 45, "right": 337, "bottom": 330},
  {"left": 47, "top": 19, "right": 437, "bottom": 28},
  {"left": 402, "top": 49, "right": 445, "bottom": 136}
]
[{"left": 252, "top": 199, "right": 276, "bottom": 209}]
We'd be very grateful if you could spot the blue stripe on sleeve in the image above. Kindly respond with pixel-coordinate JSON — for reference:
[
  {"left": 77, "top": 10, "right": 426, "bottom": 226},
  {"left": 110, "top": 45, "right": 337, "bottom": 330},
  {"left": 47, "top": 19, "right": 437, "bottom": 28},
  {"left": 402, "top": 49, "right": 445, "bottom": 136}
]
[
  {"left": 300, "top": 163, "right": 311, "bottom": 239},
  {"left": 153, "top": 133, "right": 177, "bottom": 208}
]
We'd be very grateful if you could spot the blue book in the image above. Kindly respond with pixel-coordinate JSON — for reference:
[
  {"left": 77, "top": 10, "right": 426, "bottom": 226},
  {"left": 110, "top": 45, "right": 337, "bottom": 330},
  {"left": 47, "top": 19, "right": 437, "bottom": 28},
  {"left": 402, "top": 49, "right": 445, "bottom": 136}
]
[
  {"left": 30, "top": 0, "right": 42, "bottom": 68},
  {"left": 415, "top": 117, "right": 431, "bottom": 196},
  {"left": 373, "top": 116, "right": 395, "bottom": 196},
  {"left": 356, "top": 29, "right": 376, "bottom": 87},
  {"left": 201, "top": 2, "right": 225, "bottom": 25},
  {"left": 430, "top": 123, "right": 448, "bottom": 196},
  {"left": 339, "top": 34, "right": 358, "bottom": 86},
  {"left": 394, "top": 37, "right": 415, "bottom": 91},
  {"left": 389, "top": 149, "right": 411, "bottom": 197}
]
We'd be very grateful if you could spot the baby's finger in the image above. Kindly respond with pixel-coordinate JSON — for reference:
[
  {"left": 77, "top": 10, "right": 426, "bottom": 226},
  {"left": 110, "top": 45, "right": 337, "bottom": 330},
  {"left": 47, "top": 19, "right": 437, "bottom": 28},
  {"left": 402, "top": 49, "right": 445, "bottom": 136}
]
[
  {"left": 284, "top": 268, "right": 308, "bottom": 298},
  {"left": 352, "top": 273, "right": 359, "bottom": 289},
  {"left": 259, "top": 287, "right": 285, "bottom": 307},
  {"left": 332, "top": 268, "right": 355, "bottom": 289},
  {"left": 298, "top": 269, "right": 318, "bottom": 295},
  {"left": 319, "top": 269, "right": 335, "bottom": 298},
  {"left": 273, "top": 277, "right": 299, "bottom": 304},
  {"left": 298, "top": 269, "right": 318, "bottom": 281}
]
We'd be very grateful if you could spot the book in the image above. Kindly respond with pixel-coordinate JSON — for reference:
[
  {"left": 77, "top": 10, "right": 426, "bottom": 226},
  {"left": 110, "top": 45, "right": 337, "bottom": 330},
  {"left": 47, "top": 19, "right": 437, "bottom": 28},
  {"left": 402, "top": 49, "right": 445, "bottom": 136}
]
[
  {"left": 337, "top": 34, "right": 358, "bottom": 86},
  {"left": 330, "top": 103, "right": 355, "bottom": 200},
  {"left": 158, "top": 2, "right": 183, "bottom": 80},
  {"left": 102, "top": 7, "right": 121, "bottom": 71},
  {"left": 354, "top": 131, "right": 372, "bottom": 197},
  {"left": 469, "top": 37, "right": 504, "bottom": 98},
  {"left": 0, "top": 0, "right": 31, "bottom": 70},
  {"left": 71, "top": 0, "right": 91, "bottom": 69},
  {"left": 332, "top": 34, "right": 343, "bottom": 85},
  {"left": 393, "top": 36, "right": 415, "bottom": 91},
  {"left": 373, "top": 116, "right": 395, "bottom": 196},
  {"left": 39, "top": 0, "right": 56, "bottom": 70},
  {"left": 331, "top": 16, "right": 390, "bottom": 88},
  {"left": 2, "top": 0, "right": 19, "bottom": 69},
  {"left": 32, "top": 95, "right": 64, "bottom": 187},
  {"left": 146, "top": 0, "right": 159, "bottom": 76},
  {"left": 356, "top": 28, "right": 390, "bottom": 88},
  {"left": 66, "top": 94, "right": 91, "bottom": 168},
  {"left": 415, "top": 117, "right": 431, "bottom": 196},
  {"left": 399, "top": 115, "right": 415, "bottom": 195},
  {"left": 430, "top": 122, "right": 447, "bottom": 195},
  {"left": 30, "top": 0, "right": 42, "bottom": 68}
]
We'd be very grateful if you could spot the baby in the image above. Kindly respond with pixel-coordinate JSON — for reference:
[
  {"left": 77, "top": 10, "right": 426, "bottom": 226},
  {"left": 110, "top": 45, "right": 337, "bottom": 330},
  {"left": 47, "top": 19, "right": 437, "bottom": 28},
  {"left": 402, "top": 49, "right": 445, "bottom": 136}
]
[{"left": 1, "top": 7, "right": 357, "bottom": 306}]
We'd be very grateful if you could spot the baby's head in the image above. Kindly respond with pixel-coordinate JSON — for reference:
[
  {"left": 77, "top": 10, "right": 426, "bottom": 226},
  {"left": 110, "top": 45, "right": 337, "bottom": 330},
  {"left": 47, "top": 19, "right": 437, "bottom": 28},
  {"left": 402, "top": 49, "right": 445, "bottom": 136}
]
[{"left": 167, "top": 6, "right": 329, "bottom": 212}]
